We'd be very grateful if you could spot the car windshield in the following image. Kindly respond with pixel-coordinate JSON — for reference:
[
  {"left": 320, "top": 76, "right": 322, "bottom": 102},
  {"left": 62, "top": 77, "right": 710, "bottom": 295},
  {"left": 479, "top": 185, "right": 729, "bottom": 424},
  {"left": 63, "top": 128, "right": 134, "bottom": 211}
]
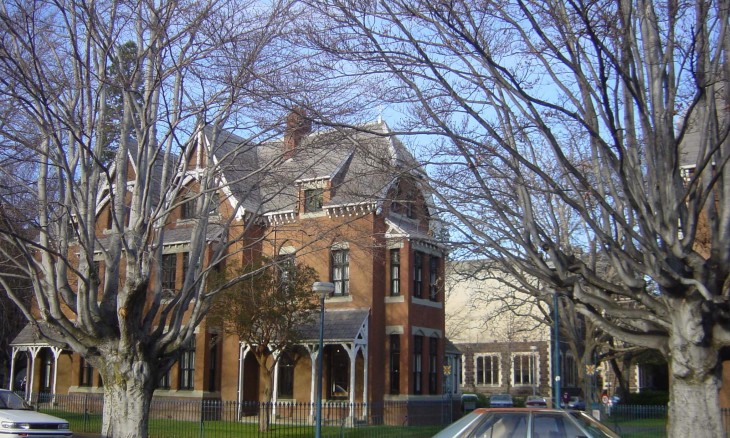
[
  {"left": 569, "top": 411, "right": 621, "bottom": 438},
  {"left": 472, "top": 412, "right": 528, "bottom": 438},
  {"left": 492, "top": 395, "right": 510, "bottom": 401},
  {"left": 0, "top": 391, "right": 32, "bottom": 410}
]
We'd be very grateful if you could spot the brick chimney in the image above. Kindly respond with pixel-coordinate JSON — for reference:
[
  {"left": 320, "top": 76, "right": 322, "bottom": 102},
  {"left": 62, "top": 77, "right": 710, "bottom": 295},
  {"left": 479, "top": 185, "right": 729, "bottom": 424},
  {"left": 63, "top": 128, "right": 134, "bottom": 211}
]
[{"left": 283, "top": 107, "right": 311, "bottom": 159}]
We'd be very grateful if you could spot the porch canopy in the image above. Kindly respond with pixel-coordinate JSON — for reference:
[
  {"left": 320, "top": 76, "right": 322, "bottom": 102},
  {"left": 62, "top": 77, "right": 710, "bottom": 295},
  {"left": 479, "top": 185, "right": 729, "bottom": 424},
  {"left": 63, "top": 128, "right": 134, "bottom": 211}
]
[
  {"left": 9, "top": 321, "right": 67, "bottom": 395},
  {"left": 238, "top": 308, "right": 370, "bottom": 419}
]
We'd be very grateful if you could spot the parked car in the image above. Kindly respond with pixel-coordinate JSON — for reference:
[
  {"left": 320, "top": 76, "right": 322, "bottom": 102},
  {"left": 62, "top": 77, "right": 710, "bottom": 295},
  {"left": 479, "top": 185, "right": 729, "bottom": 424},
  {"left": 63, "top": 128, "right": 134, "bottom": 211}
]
[
  {"left": 0, "top": 389, "right": 72, "bottom": 438},
  {"left": 525, "top": 395, "right": 548, "bottom": 408},
  {"left": 489, "top": 394, "right": 514, "bottom": 407},
  {"left": 462, "top": 393, "right": 479, "bottom": 412},
  {"left": 432, "top": 408, "right": 620, "bottom": 438},
  {"left": 568, "top": 396, "right": 586, "bottom": 410}
]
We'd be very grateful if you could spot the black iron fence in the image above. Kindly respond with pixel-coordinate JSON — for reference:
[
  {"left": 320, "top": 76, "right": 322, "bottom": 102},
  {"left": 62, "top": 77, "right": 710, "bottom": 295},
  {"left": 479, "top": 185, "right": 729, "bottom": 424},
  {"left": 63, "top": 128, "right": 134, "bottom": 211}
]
[
  {"left": 29, "top": 393, "right": 458, "bottom": 437},
  {"left": 596, "top": 404, "right": 667, "bottom": 437},
  {"left": 26, "top": 393, "right": 730, "bottom": 437}
]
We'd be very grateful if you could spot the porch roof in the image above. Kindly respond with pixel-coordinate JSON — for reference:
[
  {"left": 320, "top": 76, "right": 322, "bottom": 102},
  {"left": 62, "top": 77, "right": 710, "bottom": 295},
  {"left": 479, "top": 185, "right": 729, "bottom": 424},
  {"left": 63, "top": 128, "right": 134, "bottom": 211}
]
[
  {"left": 10, "top": 321, "right": 66, "bottom": 349},
  {"left": 297, "top": 308, "right": 369, "bottom": 343}
]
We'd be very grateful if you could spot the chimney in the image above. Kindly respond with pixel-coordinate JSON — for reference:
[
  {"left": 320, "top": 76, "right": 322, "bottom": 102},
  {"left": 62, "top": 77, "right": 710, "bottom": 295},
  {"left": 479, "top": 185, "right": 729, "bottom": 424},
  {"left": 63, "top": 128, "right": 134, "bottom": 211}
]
[{"left": 283, "top": 107, "right": 311, "bottom": 159}]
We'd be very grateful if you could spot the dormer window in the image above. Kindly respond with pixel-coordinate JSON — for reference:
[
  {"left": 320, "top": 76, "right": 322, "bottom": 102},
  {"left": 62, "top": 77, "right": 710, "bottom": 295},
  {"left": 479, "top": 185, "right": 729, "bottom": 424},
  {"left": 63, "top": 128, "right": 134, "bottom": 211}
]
[
  {"left": 181, "top": 197, "right": 196, "bottom": 220},
  {"left": 106, "top": 205, "right": 130, "bottom": 230},
  {"left": 304, "top": 188, "right": 324, "bottom": 213},
  {"left": 392, "top": 200, "right": 415, "bottom": 219}
]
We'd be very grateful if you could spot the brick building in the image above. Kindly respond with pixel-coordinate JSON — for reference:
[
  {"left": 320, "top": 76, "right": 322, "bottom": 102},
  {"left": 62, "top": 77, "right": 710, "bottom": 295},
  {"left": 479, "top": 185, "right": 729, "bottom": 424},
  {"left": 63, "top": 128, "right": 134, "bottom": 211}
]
[{"left": 8, "top": 113, "right": 448, "bottom": 414}]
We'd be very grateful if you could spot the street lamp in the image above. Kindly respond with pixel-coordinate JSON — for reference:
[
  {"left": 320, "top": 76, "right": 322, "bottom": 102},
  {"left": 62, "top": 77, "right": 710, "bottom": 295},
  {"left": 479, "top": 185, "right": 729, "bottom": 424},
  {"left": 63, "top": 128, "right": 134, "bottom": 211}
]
[
  {"left": 313, "top": 282, "right": 335, "bottom": 438},
  {"left": 545, "top": 259, "right": 562, "bottom": 409},
  {"left": 530, "top": 345, "right": 538, "bottom": 395},
  {"left": 553, "top": 291, "right": 561, "bottom": 409}
]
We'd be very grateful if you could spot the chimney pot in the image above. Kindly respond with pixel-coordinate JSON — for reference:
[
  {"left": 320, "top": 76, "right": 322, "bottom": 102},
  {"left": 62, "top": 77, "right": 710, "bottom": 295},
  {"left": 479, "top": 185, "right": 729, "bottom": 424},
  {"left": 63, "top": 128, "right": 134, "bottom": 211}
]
[{"left": 284, "top": 107, "right": 311, "bottom": 158}]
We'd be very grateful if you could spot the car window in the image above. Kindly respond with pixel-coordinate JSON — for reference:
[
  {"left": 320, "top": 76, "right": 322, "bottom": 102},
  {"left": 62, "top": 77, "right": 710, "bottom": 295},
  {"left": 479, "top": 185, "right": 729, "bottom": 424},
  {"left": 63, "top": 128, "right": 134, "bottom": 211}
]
[
  {"left": 0, "top": 391, "right": 31, "bottom": 410},
  {"left": 568, "top": 411, "right": 620, "bottom": 438},
  {"left": 532, "top": 413, "right": 585, "bottom": 438},
  {"left": 472, "top": 412, "right": 528, "bottom": 438}
]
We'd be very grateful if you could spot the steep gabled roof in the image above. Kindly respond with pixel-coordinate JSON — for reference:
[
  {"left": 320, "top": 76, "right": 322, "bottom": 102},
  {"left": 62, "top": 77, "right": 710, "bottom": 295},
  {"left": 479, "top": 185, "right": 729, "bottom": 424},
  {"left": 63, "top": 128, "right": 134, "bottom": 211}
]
[
  {"left": 202, "top": 126, "right": 262, "bottom": 215},
  {"left": 96, "top": 142, "right": 178, "bottom": 215},
  {"left": 207, "top": 120, "right": 427, "bottom": 218}
]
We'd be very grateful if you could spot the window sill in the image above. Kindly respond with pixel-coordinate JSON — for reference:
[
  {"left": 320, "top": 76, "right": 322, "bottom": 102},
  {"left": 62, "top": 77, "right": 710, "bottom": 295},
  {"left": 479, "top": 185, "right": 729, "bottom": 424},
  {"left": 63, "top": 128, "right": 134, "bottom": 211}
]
[
  {"left": 412, "top": 297, "right": 442, "bottom": 309},
  {"left": 327, "top": 295, "right": 353, "bottom": 303}
]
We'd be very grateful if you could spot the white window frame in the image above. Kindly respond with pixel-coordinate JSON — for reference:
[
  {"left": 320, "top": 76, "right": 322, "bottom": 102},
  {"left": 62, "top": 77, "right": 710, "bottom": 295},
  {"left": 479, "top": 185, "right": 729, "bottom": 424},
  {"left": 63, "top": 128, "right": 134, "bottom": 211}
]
[
  {"left": 473, "top": 353, "right": 501, "bottom": 387},
  {"left": 511, "top": 351, "right": 539, "bottom": 387}
]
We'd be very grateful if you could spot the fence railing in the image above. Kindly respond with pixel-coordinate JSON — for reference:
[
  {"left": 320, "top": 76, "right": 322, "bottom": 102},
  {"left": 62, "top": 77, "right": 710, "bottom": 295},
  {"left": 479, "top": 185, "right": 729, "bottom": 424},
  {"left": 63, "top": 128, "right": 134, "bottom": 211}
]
[
  {"left": 27, "top": 393, "right": 730, "bottom": 438},
  {"left": 29, "top": 393, "right": 458, "bottom": 437},
  {"left": 596, "top": 404, "right": 668, "bottom": 438}
]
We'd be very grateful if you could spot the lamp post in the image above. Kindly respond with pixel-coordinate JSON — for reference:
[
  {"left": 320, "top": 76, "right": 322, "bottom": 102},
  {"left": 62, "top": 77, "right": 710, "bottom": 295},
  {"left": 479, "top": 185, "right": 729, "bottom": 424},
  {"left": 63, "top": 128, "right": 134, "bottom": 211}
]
[
  {"left": 313, "top": 282, "right": 335, "bottom": 438},
  {"left": 553, "top": 291, "right": 561, "bottom": 409}
]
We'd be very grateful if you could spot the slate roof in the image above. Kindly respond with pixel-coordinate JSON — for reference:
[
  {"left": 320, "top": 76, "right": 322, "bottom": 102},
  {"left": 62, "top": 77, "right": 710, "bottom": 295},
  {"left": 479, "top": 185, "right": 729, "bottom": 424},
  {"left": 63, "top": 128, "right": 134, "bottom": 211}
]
[
  {"left": 204, "top": 120, "right": 427, "bottom": 217},
  {"left": 444, "top": 338, "right": 461, "bottom": 354},
  {"left": 94, "top": 224, "right": 224, "bottom": 250},
  {"left": 10, "top": 321, "right": 66, "bottom": 348},
  {"left": 679, "top": 82, "right": 728, "bottom": 168},
  {"left": 296, "top": 308, "right": 369, "bottom": 343}
]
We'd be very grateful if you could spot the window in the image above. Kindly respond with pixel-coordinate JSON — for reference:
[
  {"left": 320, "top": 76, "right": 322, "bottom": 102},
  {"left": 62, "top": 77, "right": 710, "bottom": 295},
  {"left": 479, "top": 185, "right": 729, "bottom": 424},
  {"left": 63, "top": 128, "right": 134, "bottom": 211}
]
[
  {"left": 429, "top": 256, "right": 439, "bottom": 301},
  {"left": 208, "top": 192, "right": 219, "bottom": 215},
  {"left": 179, "top": 337, "right": 196, "bottom": 390},
  {"left": 532, "top": 413, "right": 585, "bottom": 437},
  {"left": 429, "top": 337, "right": 438, "bottom": 393},
  {"left": 513, "top": 353, "right": 537, "bottom": 386},
  {"left": 208, "top": 334, "right": 219, "bottom": 391},
  {"left": 277, "top": 351, "right": 294, "bottom": 398},
  {"left": 106, "top": 207, "right": 114, "bottom": 230},
  {"left": 331, "top": 249, "right": 349, "bottom": 296},
  {"left": 390, "top": 249, "right": 401, "bottom": 296},
  {"left": 563, "top": 353, "right": 577, "bottom": 387},
  {"left": 181, "top": 197, "right": 196, "bottom": 220},
  {"left": 328, "top": 347, "right": 349, "bottom": 399},
  {"left": 413, "top": 335, "right": 423, "bottom": 394},
  {"left": 80, "top": 358, "right": 94, "bottom": 387},
  {"left": 93, "top": 261, "right": 102, "bottom": 284},
  {"left": 390, "top": 335, "right": 400, "bottom": 394},
  {"left": 392, "top": 200, "right": 414, "bottom": 218},
  {"left": 276, "top": 253, "right": 295, "bottom": 290},
  {"left": 106, "top": 204, "right": 130, "bottom": 229},
  {"left": 304, "top": 188, "right": 323, "bottom": 213},
  {"left": 158, "top": 369, "right": 171, "bottom": 389},
  {"left": 181, "top": 252, "right": 190, "bottom": 289},
  {"left": 413, "top": 252, "right": 423, "bottom": 298},
  {"left": 475, "top": 354, "right": 500, "bottom": 385},
  {"left": 161, "top": 254, "right": 177, "bottom": 290},
  {"left": 39, "top": 350, "right": 52, "bottom": 392},
  {"left": 391, "top": 182, "right": 417, "bottom": 219}
]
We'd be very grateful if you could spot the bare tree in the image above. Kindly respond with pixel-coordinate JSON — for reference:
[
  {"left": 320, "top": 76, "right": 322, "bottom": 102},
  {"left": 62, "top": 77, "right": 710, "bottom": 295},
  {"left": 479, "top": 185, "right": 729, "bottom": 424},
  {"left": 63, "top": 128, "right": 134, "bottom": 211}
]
[
  {"left": 303, "top": 0, "right": 730, "bottom": 435},
  {"left": 208, "top": 258, "right": 318, "bottom": 431},
  {"left": 0, "top": 0, "right": 299, "bottom": 436}
]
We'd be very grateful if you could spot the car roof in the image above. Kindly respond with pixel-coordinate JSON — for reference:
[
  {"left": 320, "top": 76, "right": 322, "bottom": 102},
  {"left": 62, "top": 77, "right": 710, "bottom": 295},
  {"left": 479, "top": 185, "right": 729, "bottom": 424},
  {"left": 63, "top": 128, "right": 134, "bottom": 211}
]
[{"left": 472, "top": 408, "right": 560, "bottom": 413}]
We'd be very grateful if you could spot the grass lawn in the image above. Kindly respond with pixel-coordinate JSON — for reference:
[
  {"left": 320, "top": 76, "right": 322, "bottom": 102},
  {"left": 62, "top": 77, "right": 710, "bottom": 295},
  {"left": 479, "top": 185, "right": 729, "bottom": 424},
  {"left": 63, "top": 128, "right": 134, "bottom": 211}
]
[
  {"left": 604, "top": 417, "right": 667, "bottom": 438},
  {"left": 40, "top": 408, "right": 442, "bottom": 438}
]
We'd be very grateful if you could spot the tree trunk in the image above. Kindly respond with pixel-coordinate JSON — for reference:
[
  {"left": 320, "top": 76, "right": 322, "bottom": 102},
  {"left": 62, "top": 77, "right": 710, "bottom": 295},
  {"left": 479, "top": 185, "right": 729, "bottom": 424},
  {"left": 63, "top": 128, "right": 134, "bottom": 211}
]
[
  {"left": 99, "top": 367, "right": 153, "bottom": 438},
  {"left": 666, "top": 301, "right": 723, "bottom": 438},
  {"left": 258, "top": 362, "right": 274, "bottom": 432}
]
